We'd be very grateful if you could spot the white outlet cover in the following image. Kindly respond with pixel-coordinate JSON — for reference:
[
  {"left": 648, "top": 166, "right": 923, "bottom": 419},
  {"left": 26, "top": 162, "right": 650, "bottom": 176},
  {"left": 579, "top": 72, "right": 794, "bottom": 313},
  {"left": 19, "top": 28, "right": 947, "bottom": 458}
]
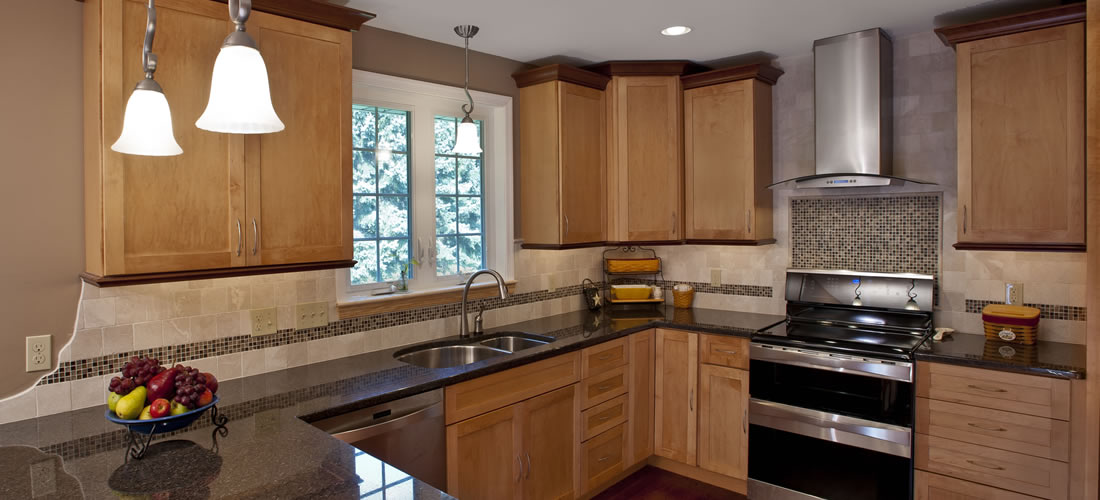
[
  {"left": 251, "top": 308, "right": 278, "bottom": 336},
  {"left": 26, "top": 335, "right": 51, "bottom": 372}
]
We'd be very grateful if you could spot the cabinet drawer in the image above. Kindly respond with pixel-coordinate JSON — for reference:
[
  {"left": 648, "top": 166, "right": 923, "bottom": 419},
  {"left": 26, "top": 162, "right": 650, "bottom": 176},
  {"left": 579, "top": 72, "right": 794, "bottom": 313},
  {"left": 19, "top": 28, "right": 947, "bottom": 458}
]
[
  {"left": 580, "top": 423, "right": 626, "bottom": 493},
  {"left": 915, "top": 470, "right": 1043, "bottom": 500},
  {"left": 699, "top": 335, "right": 749, "bottom": 369},
  {"left": 916, "top": 398, "right": 1069, "bottom": 461},
  {"left": 445, "top": 351, "right": 580, "bottom": 424},
  {"left": 582, "top": 394, "right": 628, "bottom": 441},
  {"left": 581, "top": 365, "right": 628, "bottom": 409},
  {"left": 582, "top": 337, "right": 629, "bottom": 378},
  {"left": 915, "top": 434, "right": 1068, "bottom": 500},
  {"left": 917, "top": 362, "right": 1070, "bottom": 420}
]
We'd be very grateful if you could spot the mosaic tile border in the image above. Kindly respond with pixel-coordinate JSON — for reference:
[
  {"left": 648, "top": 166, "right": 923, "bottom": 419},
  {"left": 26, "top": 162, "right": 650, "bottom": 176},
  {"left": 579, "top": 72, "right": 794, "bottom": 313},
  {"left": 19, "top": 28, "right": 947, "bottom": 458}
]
[
  {"left": 965, "top": 299, "right": 1086, "bottom": 322},
  {"left": 42, "top": 278, "right": 775, "bottom": 386}
]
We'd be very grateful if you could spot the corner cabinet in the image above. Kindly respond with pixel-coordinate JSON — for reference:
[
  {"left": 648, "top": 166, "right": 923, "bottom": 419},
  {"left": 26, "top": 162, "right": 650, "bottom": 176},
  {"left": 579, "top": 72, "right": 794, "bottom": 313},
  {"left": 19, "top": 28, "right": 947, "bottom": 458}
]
[
  {"left": 681, "top": 65, "right": 781, "bottom": 245},
  {"left": 513, "top": 65, "right": 609, "bottom": 249},
  {"left": 654, "top": 328, "right": 698, "bottom": 465},
  {"left": 83, "top": 0, "right": 355, "bottom": 285},
  {"left": 937, "top": 5, "right": 1086, "bottom": 251},
  {"left": 606, "top": 75, "right": 684, "bottom": 243}
]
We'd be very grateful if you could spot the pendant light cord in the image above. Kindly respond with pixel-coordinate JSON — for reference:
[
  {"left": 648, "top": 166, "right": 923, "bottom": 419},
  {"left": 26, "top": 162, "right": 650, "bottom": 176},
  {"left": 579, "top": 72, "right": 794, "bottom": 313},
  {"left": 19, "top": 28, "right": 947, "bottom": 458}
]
[
  {"left": 142, "top": 0, "right": 158, "bottom": 79},
  {"left": 462, "top": 34, "right": 474, "bottom": 116},
  {"left": 228, "top": 0, "right": 251, "bottom": 30}
]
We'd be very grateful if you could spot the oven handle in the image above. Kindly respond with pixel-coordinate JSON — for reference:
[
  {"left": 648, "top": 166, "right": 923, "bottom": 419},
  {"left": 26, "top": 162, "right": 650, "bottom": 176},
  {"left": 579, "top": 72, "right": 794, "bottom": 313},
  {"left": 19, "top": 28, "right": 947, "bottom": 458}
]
[
  {"left": 749, "top": 343, "right": 913, "bottom": 383},
  {"left": 749, "top": 399, "right": 912, "bottom": 458}
]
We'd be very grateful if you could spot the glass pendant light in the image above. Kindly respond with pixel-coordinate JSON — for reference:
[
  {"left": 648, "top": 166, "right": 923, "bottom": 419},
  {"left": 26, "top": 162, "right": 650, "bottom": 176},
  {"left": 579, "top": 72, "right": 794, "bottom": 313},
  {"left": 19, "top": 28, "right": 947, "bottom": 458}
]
[
  {"left": 111, "top": 0, "right": 182, "bottom": 156},
  {"left": 451, "top": 25, "right": 482, "bottom": 155},
  {"left": 196, "top": 0, "right": 284, "bottom": 134}
]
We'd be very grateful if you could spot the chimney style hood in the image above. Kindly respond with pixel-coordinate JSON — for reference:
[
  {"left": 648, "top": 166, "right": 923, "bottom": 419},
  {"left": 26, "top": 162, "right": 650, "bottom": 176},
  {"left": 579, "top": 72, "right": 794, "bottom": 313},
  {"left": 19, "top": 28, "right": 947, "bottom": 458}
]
[{"left": 770, "top": 28, "right": 934, "bottom": 189}]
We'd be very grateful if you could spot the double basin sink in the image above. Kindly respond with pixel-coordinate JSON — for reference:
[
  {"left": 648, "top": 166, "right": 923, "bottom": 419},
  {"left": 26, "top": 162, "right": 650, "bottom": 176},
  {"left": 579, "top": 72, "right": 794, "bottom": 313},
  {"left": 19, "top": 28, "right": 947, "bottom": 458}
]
[{"left": 394, "top": 332, "right": 555, "bottom": 369}]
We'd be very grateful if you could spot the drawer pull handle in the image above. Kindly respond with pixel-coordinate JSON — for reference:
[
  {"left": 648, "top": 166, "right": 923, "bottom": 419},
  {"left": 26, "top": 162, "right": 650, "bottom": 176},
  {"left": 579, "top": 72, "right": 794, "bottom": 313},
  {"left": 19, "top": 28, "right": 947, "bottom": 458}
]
[
  {"left": 966, "top": 459, "right": 1005, "bottom": 471},
  {"left": 598, "top": 455, "right": 611, "bottom": 463},
  {"left": 967, "top": 384, "right": 1007, "bottom": 393},
  {"left": 597, "top": 415, "right": 611, "bottom": 422},
  {"left": 968, "top": 422, "right": 1007, "bottom": 432},
  {"left": 597, "top": 384, "right": 612, "bottom": 391},
  {"left": 716, "top": 349, "right": 738, "bottom": 355},
  {"left": 598, "top": 353, "right": 612, "bottom": 361}
]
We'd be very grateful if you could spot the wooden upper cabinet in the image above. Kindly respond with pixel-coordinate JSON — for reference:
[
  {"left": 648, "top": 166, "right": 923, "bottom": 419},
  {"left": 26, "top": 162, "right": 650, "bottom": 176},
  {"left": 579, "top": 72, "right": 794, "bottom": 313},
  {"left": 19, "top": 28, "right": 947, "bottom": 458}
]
[
  {"left": 246, "top": 11, "right": 353, "bottom": 266},
  {"left": 654, "top": 328, "right": 697, "bottom": 465},
  {"left": 514, "top": 65, "right": 608, "bottom": 248},
  {"left": 85, "top": 0, "right": 242, "bottom": 277},
  {"left": 682, "top": 65, "right": 780, "bottom": 244},
  {"left": 83, "top": 0, "right": 355, "bottom": 285},
  {"left": 607, "top": 75, "right": 684, "bottom": 243},
  {"left": 940, "top": 7, "right": 1085, "bottom": 251}
]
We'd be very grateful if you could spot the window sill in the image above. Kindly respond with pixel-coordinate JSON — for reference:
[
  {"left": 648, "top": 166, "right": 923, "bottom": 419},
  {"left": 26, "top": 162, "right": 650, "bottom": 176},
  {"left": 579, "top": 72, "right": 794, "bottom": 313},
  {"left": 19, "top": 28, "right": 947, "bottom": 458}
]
[{"left": 337, "top": 280, "right": 518, "bottom": 319}]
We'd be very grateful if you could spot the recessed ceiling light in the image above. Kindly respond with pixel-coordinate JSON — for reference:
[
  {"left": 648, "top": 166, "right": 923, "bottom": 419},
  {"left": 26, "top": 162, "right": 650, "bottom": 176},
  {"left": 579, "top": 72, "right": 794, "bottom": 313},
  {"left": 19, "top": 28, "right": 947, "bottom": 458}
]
[{"left": 661, "top": 26, "right": 692, "bottom": 36}]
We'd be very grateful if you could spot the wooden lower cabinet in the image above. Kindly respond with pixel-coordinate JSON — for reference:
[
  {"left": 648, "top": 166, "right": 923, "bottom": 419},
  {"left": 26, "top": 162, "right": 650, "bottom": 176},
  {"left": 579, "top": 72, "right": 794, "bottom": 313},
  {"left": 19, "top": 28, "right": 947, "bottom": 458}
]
[
  {"left": 627, "top": 330, "right": 655, "bottom": 466},
  {"left": 654, "top": 329, "right": 698, "bottom": 465},
  {"left": 697, "top": 364, "right": 749, "bottom": 480},
  {"left": 580, "top": 423, "right": 627, "bottom": 493},
  {"left": 915, "top": 470, "right": 1042, "bottom": 500},
  {"left": 447, "top": 384, "right": 578, "bottom": 500}
]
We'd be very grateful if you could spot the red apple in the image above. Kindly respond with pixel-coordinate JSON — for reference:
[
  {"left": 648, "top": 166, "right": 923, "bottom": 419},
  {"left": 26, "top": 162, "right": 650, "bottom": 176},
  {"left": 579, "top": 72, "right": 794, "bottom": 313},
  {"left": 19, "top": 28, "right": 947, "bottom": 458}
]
[
  {"left": 146, "top": 367, "right": 177, "bottom": 404},
  {"left": 149, "top": 398, "right": 171, "bottom": 418},
  {"left": 202, "top": 372, "right": 219, "bottom": 394},
  {"left": 197, "top": 389, "right": 214, "bottom": 407}
]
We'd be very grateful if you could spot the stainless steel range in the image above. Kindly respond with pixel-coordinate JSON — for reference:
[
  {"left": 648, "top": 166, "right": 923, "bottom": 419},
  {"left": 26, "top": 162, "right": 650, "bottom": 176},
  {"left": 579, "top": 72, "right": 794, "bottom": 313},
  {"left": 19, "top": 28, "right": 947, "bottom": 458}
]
[{"left": 748, "top": 269, "right": 935, "bottom": 500}]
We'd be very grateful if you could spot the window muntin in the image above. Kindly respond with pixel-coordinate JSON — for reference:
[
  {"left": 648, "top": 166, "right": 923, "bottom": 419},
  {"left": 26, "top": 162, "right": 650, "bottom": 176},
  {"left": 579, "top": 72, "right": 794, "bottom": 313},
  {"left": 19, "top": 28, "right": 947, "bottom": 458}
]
[
  {"left": 351, "top": 105, "right": 412, "bottom": 286},
  {"left": 433, "top": 116, "right": 485, "bottom": 277}
]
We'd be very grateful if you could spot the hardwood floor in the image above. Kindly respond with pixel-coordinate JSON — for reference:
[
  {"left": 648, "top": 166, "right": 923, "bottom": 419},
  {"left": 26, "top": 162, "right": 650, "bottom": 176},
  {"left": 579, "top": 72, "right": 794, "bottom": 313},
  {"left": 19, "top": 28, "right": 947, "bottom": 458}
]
[{"left": 593, "top": 466, "right": 746, "bottom": 500}]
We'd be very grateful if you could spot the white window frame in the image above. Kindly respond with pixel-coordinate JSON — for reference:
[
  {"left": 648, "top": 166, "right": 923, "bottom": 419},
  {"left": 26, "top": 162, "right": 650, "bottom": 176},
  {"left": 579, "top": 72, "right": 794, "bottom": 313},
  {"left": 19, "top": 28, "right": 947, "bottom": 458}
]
[{"left": 339, "top": 70, "right": 514, "bottom": 303}]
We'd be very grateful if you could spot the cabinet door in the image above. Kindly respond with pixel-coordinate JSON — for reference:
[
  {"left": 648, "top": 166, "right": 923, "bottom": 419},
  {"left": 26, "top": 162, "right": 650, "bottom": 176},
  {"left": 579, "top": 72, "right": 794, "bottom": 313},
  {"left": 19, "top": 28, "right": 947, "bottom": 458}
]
[
  {"left": 446, "top": 405, "right": 522, "bottom": 500},
  {"left": 698, "top": 364, "right": 748, "bottom": 479},
  {"left": 609, "top": 76, "right": 682, "bottom": 242},
  {"left": 95, "top": 0, "right": 243, "bottom": 275},
  {"left": 684, "top": 80, "right": 772, "bottom": 242},
  {"left": 957, "top": 23, "right": 1084, "bottom": 247},
  {"left": 245, "top": 12, "right": 353, "bottom": 265},
  {"left": 559, "top": 82, "right": 606, "bottom": 244},
  {"left": 627, "top": 329, "right": 654, "bottom": 466},
  {"left": 519, "top": 385, "right": 578, "bottom": 500},
  {"left": 654, "top": 329, "right": 697, "bottom": 465}
]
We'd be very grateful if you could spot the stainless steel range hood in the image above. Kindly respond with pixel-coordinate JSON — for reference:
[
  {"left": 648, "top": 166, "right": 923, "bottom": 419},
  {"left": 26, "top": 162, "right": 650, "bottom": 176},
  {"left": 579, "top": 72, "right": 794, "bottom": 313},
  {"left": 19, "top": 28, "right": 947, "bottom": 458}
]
[{"left": 769, "top": 28, "right": 934, "bottom": 189}]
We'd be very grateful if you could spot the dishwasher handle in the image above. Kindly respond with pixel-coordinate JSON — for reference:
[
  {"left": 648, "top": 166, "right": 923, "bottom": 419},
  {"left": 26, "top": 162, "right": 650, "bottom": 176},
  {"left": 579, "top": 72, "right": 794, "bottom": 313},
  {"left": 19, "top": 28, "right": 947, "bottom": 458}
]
[{"left": 327, "top": 401, "right": 444, "bottom": 445}]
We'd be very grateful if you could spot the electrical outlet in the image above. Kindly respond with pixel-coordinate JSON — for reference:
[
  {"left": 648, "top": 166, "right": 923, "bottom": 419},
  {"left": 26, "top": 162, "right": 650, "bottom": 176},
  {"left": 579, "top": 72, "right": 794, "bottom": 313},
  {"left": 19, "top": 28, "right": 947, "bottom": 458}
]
[
  {"left": 710, "top": 269, "right": 722, "bottom": 287},
  {"left": 295, "top": 301, "right": 329, "bottom": 329},
  {"left": 1006, "top": 282, "right": 1024, "bottom": 305},
  {"left": 250, "top": 308, "right": 278, "bottom": 336},
  {"left": 29, "top": 459, "right": 56, "bottom": 497},
  {"left": 26, "top": 335, "right": 51, "bottom": 372}
]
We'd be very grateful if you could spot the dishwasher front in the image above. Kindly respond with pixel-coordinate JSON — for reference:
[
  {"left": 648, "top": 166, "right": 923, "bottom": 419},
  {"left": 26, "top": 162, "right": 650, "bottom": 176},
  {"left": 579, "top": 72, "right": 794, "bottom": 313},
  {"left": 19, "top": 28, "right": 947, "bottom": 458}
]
[{"left": 311, "top": 388, "right": 446, "bottom": 492}]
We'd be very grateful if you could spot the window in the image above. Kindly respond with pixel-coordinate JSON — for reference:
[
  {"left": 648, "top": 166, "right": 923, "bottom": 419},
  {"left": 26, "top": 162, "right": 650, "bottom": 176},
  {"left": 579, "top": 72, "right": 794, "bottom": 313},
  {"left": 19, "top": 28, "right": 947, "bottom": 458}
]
[
  {"left": 351, "top": 105, "right": 412, "bottom": 286},
  {"left": 340, "top": 71, "right": 514, "bottom": 301}
]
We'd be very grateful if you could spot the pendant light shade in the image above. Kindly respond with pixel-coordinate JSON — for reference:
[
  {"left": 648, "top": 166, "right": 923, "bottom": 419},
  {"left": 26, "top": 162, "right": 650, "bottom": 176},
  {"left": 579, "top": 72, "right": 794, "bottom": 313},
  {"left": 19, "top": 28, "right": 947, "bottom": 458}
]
[
  {"left": 451, "top": 25, "right": 482, "bottom": 155},
  {"left": 112, "top": 81, "right": 183, "bottom": 156},
  {"left": 196, "top": 0, "right": 284, "bottom": 134},
  {"left": 453, "top": 117, "right": 482, "bottom": 155},
  {"left": 113, "top": 0, "right": 182, "bottom": 157}
]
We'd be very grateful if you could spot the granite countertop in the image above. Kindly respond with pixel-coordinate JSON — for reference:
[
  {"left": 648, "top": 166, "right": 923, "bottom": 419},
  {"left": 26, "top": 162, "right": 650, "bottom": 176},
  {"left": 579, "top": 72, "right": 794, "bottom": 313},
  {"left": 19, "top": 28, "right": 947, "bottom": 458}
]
[
  {"left": 916, "top": 331, "right": 1086, "bottom": 379},
  {"left": 0, "top": 306, "right": 783, "bottom": 499}
]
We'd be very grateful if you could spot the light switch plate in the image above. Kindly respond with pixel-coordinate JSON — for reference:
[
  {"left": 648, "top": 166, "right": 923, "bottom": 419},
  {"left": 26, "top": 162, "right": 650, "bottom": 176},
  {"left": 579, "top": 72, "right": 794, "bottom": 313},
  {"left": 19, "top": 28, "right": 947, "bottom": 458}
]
[
  {"left": 250, "top": 308, "right": 278, "bottom": 336},
  {"left": 1005, "top": 282, "right": 1023, "bottom": 305},
  {"left": 710, "top": 269, "right": 722, "bottom": 287},
  {"left": 26, "top": 335, "right": 51, "bottom": 372},
  {"left": 295, "top": 302, "right": 329, "bottom": 329}
]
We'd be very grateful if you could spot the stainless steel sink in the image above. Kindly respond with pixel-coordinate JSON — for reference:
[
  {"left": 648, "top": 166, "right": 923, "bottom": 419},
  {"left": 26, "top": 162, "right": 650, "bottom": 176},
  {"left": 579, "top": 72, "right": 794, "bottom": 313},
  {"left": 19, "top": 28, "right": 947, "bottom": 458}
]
[
  {"left": 394, "top": 344, "right": 510, "bottom": 369},
  {"left": 477, "top": 332, "right": 553, "bottom": 352},
  {"left": 393, "top": 332, "right": 556, "bottom": 369}
]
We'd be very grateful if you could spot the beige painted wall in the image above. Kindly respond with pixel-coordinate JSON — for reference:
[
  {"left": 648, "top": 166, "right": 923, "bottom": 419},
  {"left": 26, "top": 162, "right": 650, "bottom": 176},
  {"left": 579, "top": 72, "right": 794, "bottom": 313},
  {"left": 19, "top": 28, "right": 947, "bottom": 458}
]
[
  {"left": 351, "top": 26, "right": 534, "bottom": 232},
  {"left": 0, "top": 0, "right": 85, "bottom": 398}
]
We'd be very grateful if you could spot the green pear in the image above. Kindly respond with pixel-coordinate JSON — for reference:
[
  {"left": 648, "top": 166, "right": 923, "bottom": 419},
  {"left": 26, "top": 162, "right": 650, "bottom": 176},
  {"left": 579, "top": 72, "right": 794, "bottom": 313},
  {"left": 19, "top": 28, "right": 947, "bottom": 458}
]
[
  {"left": 115, "top": 386, "right": 147, "bottom": 420},
  {"left": 170, "top": 401, "right": 189, "bottom": 416},
  {"left": 107, "top": 392, "right": 122, "bottom": 412}
]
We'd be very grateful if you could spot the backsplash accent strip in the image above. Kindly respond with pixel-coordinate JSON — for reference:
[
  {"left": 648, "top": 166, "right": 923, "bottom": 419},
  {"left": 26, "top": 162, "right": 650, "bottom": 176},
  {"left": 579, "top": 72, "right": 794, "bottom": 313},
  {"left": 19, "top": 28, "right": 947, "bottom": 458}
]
[{"left": 965, "top": 299, "right": 1086, "bottom": 322}]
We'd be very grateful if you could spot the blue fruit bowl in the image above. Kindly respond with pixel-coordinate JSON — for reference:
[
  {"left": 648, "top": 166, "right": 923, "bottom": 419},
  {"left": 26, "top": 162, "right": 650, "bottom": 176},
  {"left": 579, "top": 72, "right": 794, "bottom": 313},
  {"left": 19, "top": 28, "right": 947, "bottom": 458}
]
[{"left": 106, "top": 395, "right": 219, "bottom": 435}]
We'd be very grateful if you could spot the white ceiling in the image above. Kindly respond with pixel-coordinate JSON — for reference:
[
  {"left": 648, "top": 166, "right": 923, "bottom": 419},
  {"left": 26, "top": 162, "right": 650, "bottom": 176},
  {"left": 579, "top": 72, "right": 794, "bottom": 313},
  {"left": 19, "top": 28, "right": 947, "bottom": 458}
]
[{"left": 343, "top": 0, "right": 1000, "bottom": 64}]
